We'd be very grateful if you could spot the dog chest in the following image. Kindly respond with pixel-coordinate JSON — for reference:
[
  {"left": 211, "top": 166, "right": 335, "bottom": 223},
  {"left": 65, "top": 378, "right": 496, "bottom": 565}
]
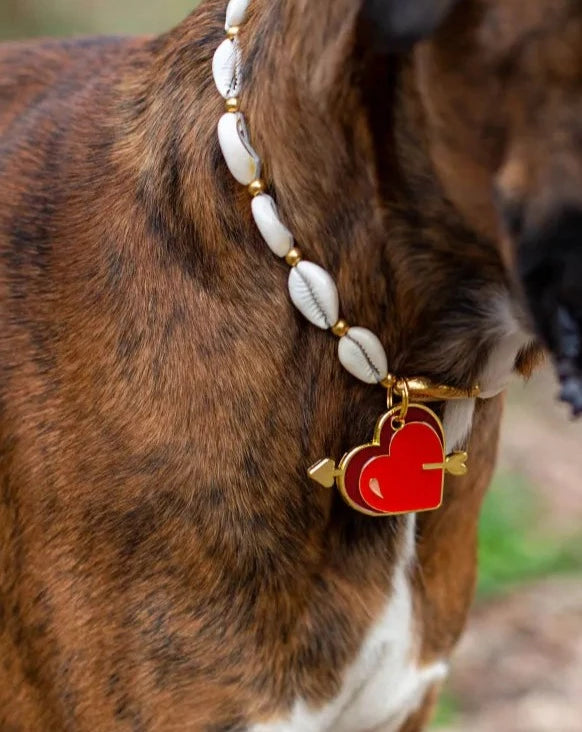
[{"left": 250, "top": 519, "right": 448, "bottom": 732}]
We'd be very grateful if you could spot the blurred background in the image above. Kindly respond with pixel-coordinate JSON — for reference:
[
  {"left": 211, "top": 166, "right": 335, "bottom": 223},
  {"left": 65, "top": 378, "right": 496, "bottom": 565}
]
[{"left": 1, "top": 3, "right": 581, "bottom": 731}]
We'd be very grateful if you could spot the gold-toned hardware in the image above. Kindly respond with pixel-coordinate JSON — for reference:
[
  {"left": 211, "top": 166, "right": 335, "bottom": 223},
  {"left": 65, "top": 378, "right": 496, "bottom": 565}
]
[
  {"left": 381, "top": 374, "right": 397, "bottom": 390},
  {"left": 225, "top": 97, "right": 240, "bottom": 113},
  {"left": 285, "top": 247, "right": 303, "bottom": 267},
  {"left": 390, "top": 415, "right": 405, "bottom": 432},
  {"left": 226, "top": 25, "right": 240, "bottom": 39},
  {"left": 383, "top": 373, "right": 397, "bottom": 410},
  {"left": 394, "top": 377, "right": 480, "bottom": 403},
  {"left": 248, "top": 179, "right": 266, "bottom": 197},
  {"left": 423, "top": 451, "right": 468, "bottom": 477},
  {"left": 331, "top": 320, "right": 349, "bottom": 338},
  {"left": 308, "top": 458, "right": 340, "bottom": 489},
  {"left": 395, "top": 379, "right": 410, "bottom": 421}
]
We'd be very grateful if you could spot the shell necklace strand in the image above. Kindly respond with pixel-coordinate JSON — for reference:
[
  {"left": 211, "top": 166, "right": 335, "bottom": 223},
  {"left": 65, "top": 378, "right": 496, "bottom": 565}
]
[{"left": 212, "top": 0, "right": 479, "bottom": 517}]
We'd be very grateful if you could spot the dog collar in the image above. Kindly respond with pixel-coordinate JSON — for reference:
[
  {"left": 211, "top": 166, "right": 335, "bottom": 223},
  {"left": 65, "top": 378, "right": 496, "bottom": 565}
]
[{"left": 212, "top": 0, "right": 479, "bottom": 517}]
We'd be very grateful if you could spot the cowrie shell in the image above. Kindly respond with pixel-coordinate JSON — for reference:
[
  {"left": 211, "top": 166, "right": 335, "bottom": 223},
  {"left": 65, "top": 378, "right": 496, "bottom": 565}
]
[
  {"left": 212, "top": 38, "right": 241, "bottom": 99},
  {"left": 288, "top": 261, "right": 339, "bottom": 330},
  {"left": 251, "top": 194, "right": 294, "bottom": 257},
  {"left": 217, "top": 112, "right": 261, "bottom": 185},
  {"left": 225, "top": 0, "right": 250, "bottom": 30},
  {"left": 338, "top": 327, "right": 389, "bottom": 384}
]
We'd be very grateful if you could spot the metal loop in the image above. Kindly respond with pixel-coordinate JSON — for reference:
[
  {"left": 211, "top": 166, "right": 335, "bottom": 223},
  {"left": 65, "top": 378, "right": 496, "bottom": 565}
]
[
  {"left": 396, "top": 379, "right": 410, "bottom": 422},
  {"left": 391, "top": 416, "right": 405, "bottom": 432},
  {"left": 386, "top": 386, "right": 394, "bottom": 410},
  {"left": 382, "top": 374, "right": 397, "bottom": 410}
]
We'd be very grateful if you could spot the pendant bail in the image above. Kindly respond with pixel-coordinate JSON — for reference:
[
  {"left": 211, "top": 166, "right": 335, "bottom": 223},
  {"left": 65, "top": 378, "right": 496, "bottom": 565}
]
[
  {"left": 384, "top": 376, "right": 410, "bottom": 431},
  {"left": 395, "top": 379, "right": 410, "bottom": 422},
  {"left": 383, "top": 373, "right": 397, "bottom": 410}
]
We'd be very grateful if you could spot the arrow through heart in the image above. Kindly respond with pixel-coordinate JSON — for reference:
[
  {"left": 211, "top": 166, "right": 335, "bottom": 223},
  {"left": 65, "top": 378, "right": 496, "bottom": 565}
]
[
  {"left": 358, "top": 421, "right": 445, "bottom": 514},
  {"left": 332, "top": 406, "right": 448, "bottom": 516}
]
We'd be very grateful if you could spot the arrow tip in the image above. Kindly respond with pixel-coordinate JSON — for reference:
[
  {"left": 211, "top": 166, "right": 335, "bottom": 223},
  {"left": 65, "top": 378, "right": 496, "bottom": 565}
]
[
  {"left": 445, "top": 451, "right": 469, "bottom": 477},
  {"left": 308, "top": 458, "right": 338, "bottom": 488}
]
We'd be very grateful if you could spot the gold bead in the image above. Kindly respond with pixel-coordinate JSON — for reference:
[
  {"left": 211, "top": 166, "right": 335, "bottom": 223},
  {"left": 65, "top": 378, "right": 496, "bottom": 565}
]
[
  {"left": 381, "top": 374, "right": 397, "bottom": 390},
  {"left": 248, "top": 179, "right": 266, "bottom": 197},
  {"left": 285, "top": 247, "right": 303, "bottom": 267},
  {"left": 225, "top": 97, "right": 240, "bottom": 113},
  {"left": 331, "top": 320, "right": 350, "bottom": 338},
  {"left": 226, "top": 26, "right": 240, "bottom": 39}
]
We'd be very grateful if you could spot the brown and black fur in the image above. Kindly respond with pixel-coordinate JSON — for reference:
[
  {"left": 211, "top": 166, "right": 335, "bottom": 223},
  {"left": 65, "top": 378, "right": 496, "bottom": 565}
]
[{"left": 0, "top": 0, "right": 581, "bottom": 729}]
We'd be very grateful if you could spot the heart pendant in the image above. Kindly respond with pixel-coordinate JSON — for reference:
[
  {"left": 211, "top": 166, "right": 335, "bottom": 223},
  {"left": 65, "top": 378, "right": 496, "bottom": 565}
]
[{"left": 309, "top": 404, "right": 468, "bottom": 517}]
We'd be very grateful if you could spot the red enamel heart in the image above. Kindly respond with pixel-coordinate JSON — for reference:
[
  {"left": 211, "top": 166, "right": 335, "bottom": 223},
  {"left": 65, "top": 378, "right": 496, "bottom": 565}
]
[
  {"left": 337, "top": 406, "right": 445, "bottom": 517},
  {"left": 359, "top": 421, "right": 445, "bottom": 514}
]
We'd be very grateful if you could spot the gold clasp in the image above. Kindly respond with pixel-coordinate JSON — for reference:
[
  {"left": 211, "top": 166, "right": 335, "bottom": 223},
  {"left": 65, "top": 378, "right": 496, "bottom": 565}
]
[{"left": 382, "top": 374, "right": 480, "bottom": 404}]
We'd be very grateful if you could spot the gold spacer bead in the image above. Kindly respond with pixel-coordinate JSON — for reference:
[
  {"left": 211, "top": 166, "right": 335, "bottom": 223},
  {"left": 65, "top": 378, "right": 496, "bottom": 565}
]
[
  {"left": 381, "top": 374, "right": 397, "bottom": 390},
  {"left": 285, "top": 247, "right": 303, "bottom": 267},
  {"left": 248, "top": 179, "right": 266, "bottom": 197},
  {"left": 225, "top": 97, "right": 240, "bottom": 113},
  {"left": 226, "top": 26, "right": 240, "bottom": 39},
  {"left": 331, "top": 320, "right": 350, "bottom": 338}
]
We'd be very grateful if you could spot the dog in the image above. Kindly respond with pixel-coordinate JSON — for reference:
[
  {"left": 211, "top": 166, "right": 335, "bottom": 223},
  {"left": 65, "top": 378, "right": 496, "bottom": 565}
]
[{"left": 0, "top": 0, "right": 580, "bottom": 729}]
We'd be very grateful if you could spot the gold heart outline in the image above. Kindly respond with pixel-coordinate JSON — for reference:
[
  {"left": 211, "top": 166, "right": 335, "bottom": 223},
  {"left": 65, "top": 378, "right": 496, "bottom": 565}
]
[{"left": 336, "top": 404, "right": 446, "bottom": 518}]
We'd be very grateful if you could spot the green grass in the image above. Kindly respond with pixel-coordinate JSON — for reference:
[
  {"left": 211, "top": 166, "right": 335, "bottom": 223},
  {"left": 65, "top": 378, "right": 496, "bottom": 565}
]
[
  {"left": 477, "top": 472, "right": 582, "bottom": 598},
  {"left": 432, "top": 691, "right": 461, "bottom": 727},
  {"left": 0, "top": 0, "right": 198, "bottom": 41}
]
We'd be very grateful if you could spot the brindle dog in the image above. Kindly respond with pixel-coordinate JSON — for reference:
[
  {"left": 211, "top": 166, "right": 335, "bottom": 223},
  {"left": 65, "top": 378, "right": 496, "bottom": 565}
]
[{"left": 0, "top": 0, "right": 580, "bottom": 730}]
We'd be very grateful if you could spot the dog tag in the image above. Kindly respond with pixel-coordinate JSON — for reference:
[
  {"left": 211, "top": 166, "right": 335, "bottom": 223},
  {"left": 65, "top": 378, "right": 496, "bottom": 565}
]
[{"left": 308, "top": 404, "right": 467, "bottom": 517}]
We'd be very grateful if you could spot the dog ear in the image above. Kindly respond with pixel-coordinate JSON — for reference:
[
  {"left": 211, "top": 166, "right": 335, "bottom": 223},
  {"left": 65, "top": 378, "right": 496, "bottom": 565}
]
[{"left": 359, "top": 0, "right": 461, "bottom": 51}]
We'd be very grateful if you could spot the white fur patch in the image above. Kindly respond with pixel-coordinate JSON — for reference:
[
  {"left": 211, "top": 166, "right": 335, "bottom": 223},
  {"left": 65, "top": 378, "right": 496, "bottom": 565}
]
[
  {"left": 478, "top": 328, "right": 530, "bottom": 399},
  {"left": 443, "top": 398, "right": 477, "bottom": 452},
  {"left": 443, "top": 295, "right": 532, "bottom": 451},
  {"left": 250, "top": 518, "right": 448, "bottom": 732}
]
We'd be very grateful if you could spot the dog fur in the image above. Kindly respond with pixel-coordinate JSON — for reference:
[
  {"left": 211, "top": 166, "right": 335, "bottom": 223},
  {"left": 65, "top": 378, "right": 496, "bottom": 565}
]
[{"left": 1, "top": 0, "right": 580, "bottom": 729}]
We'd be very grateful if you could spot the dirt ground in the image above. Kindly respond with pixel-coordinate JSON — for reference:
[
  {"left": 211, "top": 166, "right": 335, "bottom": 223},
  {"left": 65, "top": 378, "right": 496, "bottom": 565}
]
[
  {"left": 438, "top": 368, "right": 582, "bottom": 731},
  {"left": 441, "top": 578, "right": 582, "bottom": 732}
]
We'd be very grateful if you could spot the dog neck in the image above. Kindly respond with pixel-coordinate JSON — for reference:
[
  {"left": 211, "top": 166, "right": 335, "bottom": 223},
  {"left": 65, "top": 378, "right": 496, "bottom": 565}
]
[{"left": 119, "top": 1, "right": 526, "bottom": 440}]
